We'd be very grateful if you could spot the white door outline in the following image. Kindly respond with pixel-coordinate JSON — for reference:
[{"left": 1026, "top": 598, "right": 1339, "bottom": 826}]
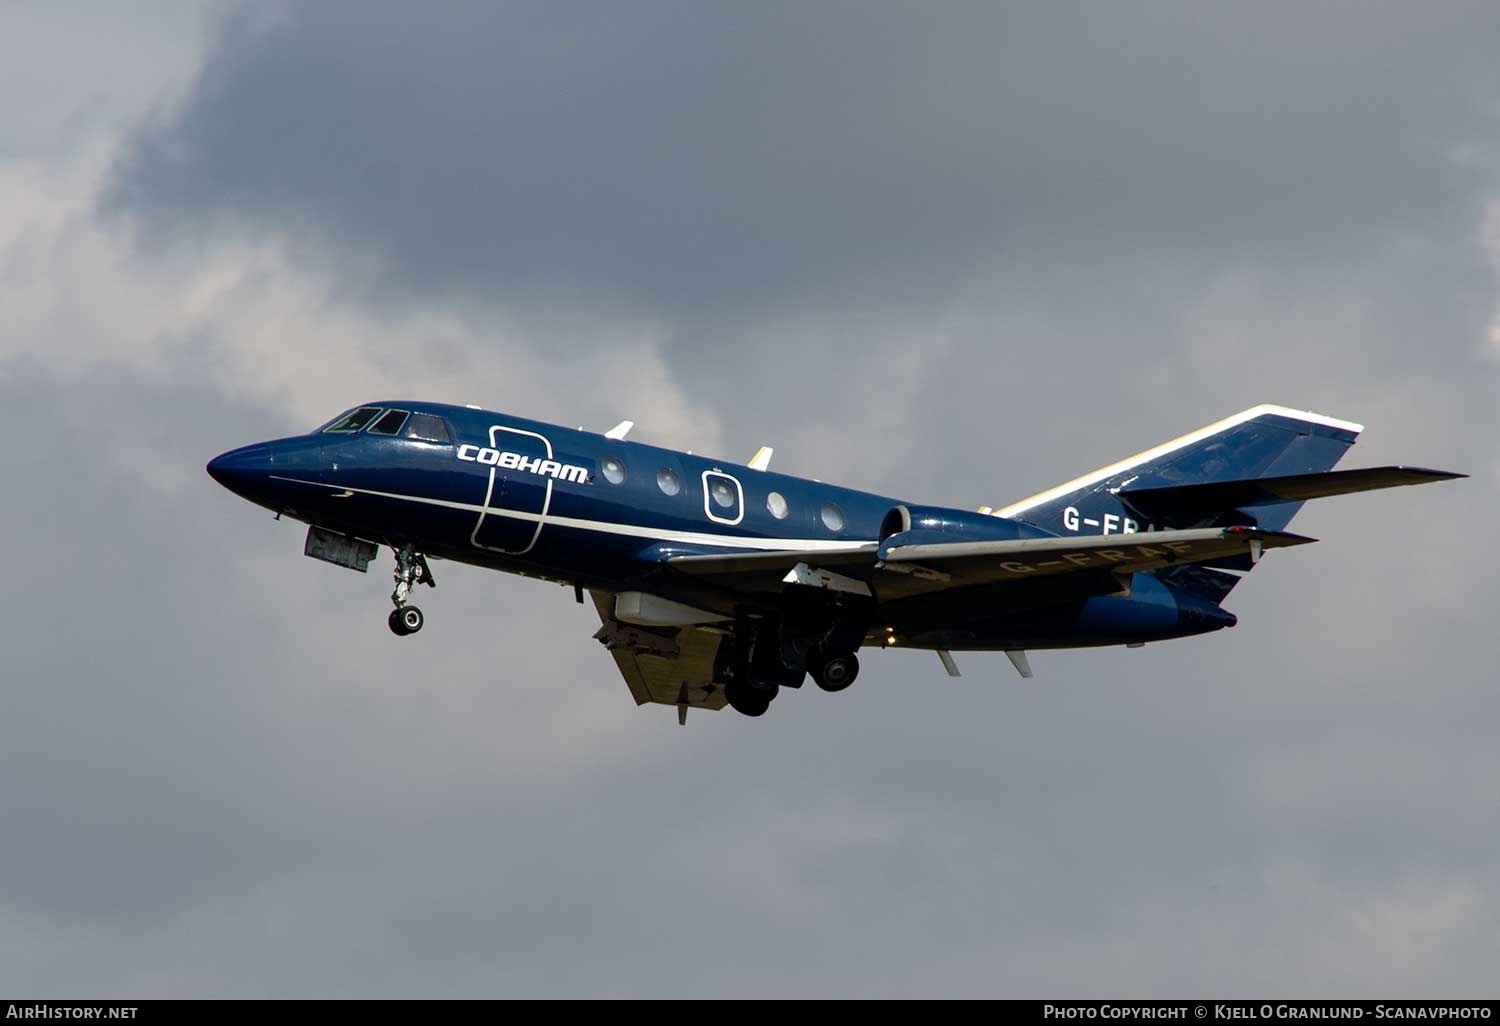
[
  {"left": 701, "top": 469, "right": 744, "bottom": 526},
  {"left": 470, "top": 424, "right": 554, "bottom": 555}
]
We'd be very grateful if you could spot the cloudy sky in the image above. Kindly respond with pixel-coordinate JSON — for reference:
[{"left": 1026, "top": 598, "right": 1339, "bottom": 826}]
[{"left": 3, "top": 0, "right": 1498, "bottom": 998}]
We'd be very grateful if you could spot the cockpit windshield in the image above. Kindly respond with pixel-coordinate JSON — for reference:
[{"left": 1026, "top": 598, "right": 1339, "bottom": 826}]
[
  {"left": 318, "top": 406, "right": 452, "bottom": 442},
  {"left": 322, "top": 407, "right": 383, "bottom": 433},
  {"left": 367, "top": 409, "right": 411, "bottom": 435}
]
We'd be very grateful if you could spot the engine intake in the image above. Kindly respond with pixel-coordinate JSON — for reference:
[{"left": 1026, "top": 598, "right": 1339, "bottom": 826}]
[{"left": 877, "top": 504, "right": 1055, "bottom": 557}]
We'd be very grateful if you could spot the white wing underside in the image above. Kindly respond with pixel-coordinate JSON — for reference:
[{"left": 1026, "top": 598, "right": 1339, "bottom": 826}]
[{"left": 590, "top": 592, "right": 728, "bottom": 712}]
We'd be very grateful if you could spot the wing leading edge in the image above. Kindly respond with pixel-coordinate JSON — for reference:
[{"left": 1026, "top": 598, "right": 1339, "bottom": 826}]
[{"left": 667, "top": 527, "right": 1310, "bottom": 599}]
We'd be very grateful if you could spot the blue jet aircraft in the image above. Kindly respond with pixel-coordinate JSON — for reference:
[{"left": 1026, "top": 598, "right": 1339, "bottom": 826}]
[{"left": 208, "top": 403, "right": 1461, "bottom": 721}]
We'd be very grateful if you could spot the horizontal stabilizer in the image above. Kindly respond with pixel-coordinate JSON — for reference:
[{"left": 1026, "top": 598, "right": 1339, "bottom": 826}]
[{"left": 1119, "top": 466, "right": 1464, "bottom": 526}]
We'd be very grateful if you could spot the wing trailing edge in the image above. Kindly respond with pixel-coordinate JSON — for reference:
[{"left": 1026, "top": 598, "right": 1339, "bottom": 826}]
[{"left": 877, "top": 527, "right": 1313, "bottom": 586}]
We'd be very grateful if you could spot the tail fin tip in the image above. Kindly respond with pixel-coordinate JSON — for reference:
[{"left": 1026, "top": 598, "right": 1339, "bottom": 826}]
[{"left": 1244, "top": 404, "right": 1364, "bottom": 435}]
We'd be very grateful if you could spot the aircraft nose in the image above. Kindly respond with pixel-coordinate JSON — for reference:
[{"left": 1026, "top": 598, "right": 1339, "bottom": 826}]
[{"left": 206, "top": 444, "right": 273, "bottom": 499}]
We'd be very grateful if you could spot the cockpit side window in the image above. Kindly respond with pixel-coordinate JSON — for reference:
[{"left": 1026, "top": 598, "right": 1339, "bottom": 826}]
[
  {"left": 323, "top": 406, "right": 383, "bottom": 433},
  {"left": 404, "top": 413, "right": 452, "bottom": 443},
  {"left": 367, "top": 409, "right": 411, "bottom": 435}
]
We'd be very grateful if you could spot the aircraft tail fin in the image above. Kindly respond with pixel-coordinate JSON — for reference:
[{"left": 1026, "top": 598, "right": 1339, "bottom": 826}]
[
  {"left": 993, "top": 405, "right": 1362, "bottom": 576},
  {"left": 993, "top": 405, "right": 1462, "bottom": 580},
  {"left": 995, "top": 405, "right": 1361, "bottom": 523}
]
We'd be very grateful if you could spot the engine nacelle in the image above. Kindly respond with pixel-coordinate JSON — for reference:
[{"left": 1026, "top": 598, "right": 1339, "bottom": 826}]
[{"left": 877, "top": 504, "right": 1055, "bottom": 559}]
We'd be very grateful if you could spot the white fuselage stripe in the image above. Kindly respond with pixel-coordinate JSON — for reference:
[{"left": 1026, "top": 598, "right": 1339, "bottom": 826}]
[
  {"left": 993, "top": 404, "right": 1363, "bottom": 518},
  {"left": 269, "top": 476, "right": 863, "bottom": 552}
]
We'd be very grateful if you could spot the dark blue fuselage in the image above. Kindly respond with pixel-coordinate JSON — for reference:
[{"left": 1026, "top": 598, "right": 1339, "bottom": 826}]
[{"left": 207, "top": 401, "right": 1237, "bottom": 650}]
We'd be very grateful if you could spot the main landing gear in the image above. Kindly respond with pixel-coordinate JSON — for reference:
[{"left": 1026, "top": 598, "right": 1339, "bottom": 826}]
[
  {"left": 723, "top": 650, "right": 860, "bottom": 716},
  {"left": 724, "top": 678, "right": 774, "bottom": 718},
  {"left": 388, "top": 545, "right": 436, "bottom": 636},
  {"left": 809, "top": 649, "right": 860, "bottom": 693},
  {"left": 718, "top": 621, "right": 863, "bottom": 717}
]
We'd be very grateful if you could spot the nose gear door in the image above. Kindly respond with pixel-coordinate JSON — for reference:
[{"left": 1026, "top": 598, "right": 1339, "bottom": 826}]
[{"left": 471, "top": 425, "right": 555, "bottom": 555}]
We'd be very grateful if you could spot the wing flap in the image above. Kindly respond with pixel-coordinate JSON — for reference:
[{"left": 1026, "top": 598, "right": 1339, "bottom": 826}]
[
  {"left": 590, "top": 591, "right": 728, "bottom": 712},
  {"left": 604, "top": 642, "right": 729, "bottom": 710}
]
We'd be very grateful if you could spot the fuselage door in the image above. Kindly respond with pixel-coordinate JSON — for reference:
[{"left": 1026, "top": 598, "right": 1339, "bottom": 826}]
[
  {"left": 702, "top": 470, "right": 744, "bottom": 527},
  {"left": 470, "top": 425, "right": 555, "bottom": 555}
]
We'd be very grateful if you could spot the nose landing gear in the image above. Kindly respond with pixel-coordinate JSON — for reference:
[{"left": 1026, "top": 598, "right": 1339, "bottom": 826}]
[
  {"left": 389, "top": 606, "right": 424, "bottom": 636},
  {"left": 388, "top": 545, "right": 436, "bottom": 636}
]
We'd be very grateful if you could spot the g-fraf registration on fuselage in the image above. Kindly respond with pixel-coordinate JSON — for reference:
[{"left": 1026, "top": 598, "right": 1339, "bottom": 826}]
[{"left": 207, "top": 403, "right": 1462, "bottom": 722}]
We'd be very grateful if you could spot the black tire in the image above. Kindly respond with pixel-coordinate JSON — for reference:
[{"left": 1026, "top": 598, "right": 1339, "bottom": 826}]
[
  {"left": 725, "top": 678, "right": 774, "bottom": 717},
  {"left": 745, "top": 672, "right": 782, "bottom": 698},
  {"left": 389, "top": 606, "right": 423, "bottom": 636},
  {"left": 400, "top": 606, "right": 424, "bottom": 634},
  {"left": 812, "top": 651, "right": 859, "bottom": 693}
]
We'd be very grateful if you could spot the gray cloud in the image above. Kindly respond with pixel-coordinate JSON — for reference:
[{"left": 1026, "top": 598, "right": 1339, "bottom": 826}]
[
  {"left": 110, "top": 1, "right": 1500, "bottom": 325},
  {"left": 3, "top": 0, "right": 1499, "bottom": 999}
]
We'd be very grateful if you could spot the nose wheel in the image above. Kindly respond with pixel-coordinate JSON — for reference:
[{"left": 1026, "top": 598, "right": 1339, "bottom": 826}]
[
  {"left": 389, "top": 545, "right": 435, "bottom": 637},
  {"left": 389, "top": 606, "right": 425, "bottom": 636}
]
